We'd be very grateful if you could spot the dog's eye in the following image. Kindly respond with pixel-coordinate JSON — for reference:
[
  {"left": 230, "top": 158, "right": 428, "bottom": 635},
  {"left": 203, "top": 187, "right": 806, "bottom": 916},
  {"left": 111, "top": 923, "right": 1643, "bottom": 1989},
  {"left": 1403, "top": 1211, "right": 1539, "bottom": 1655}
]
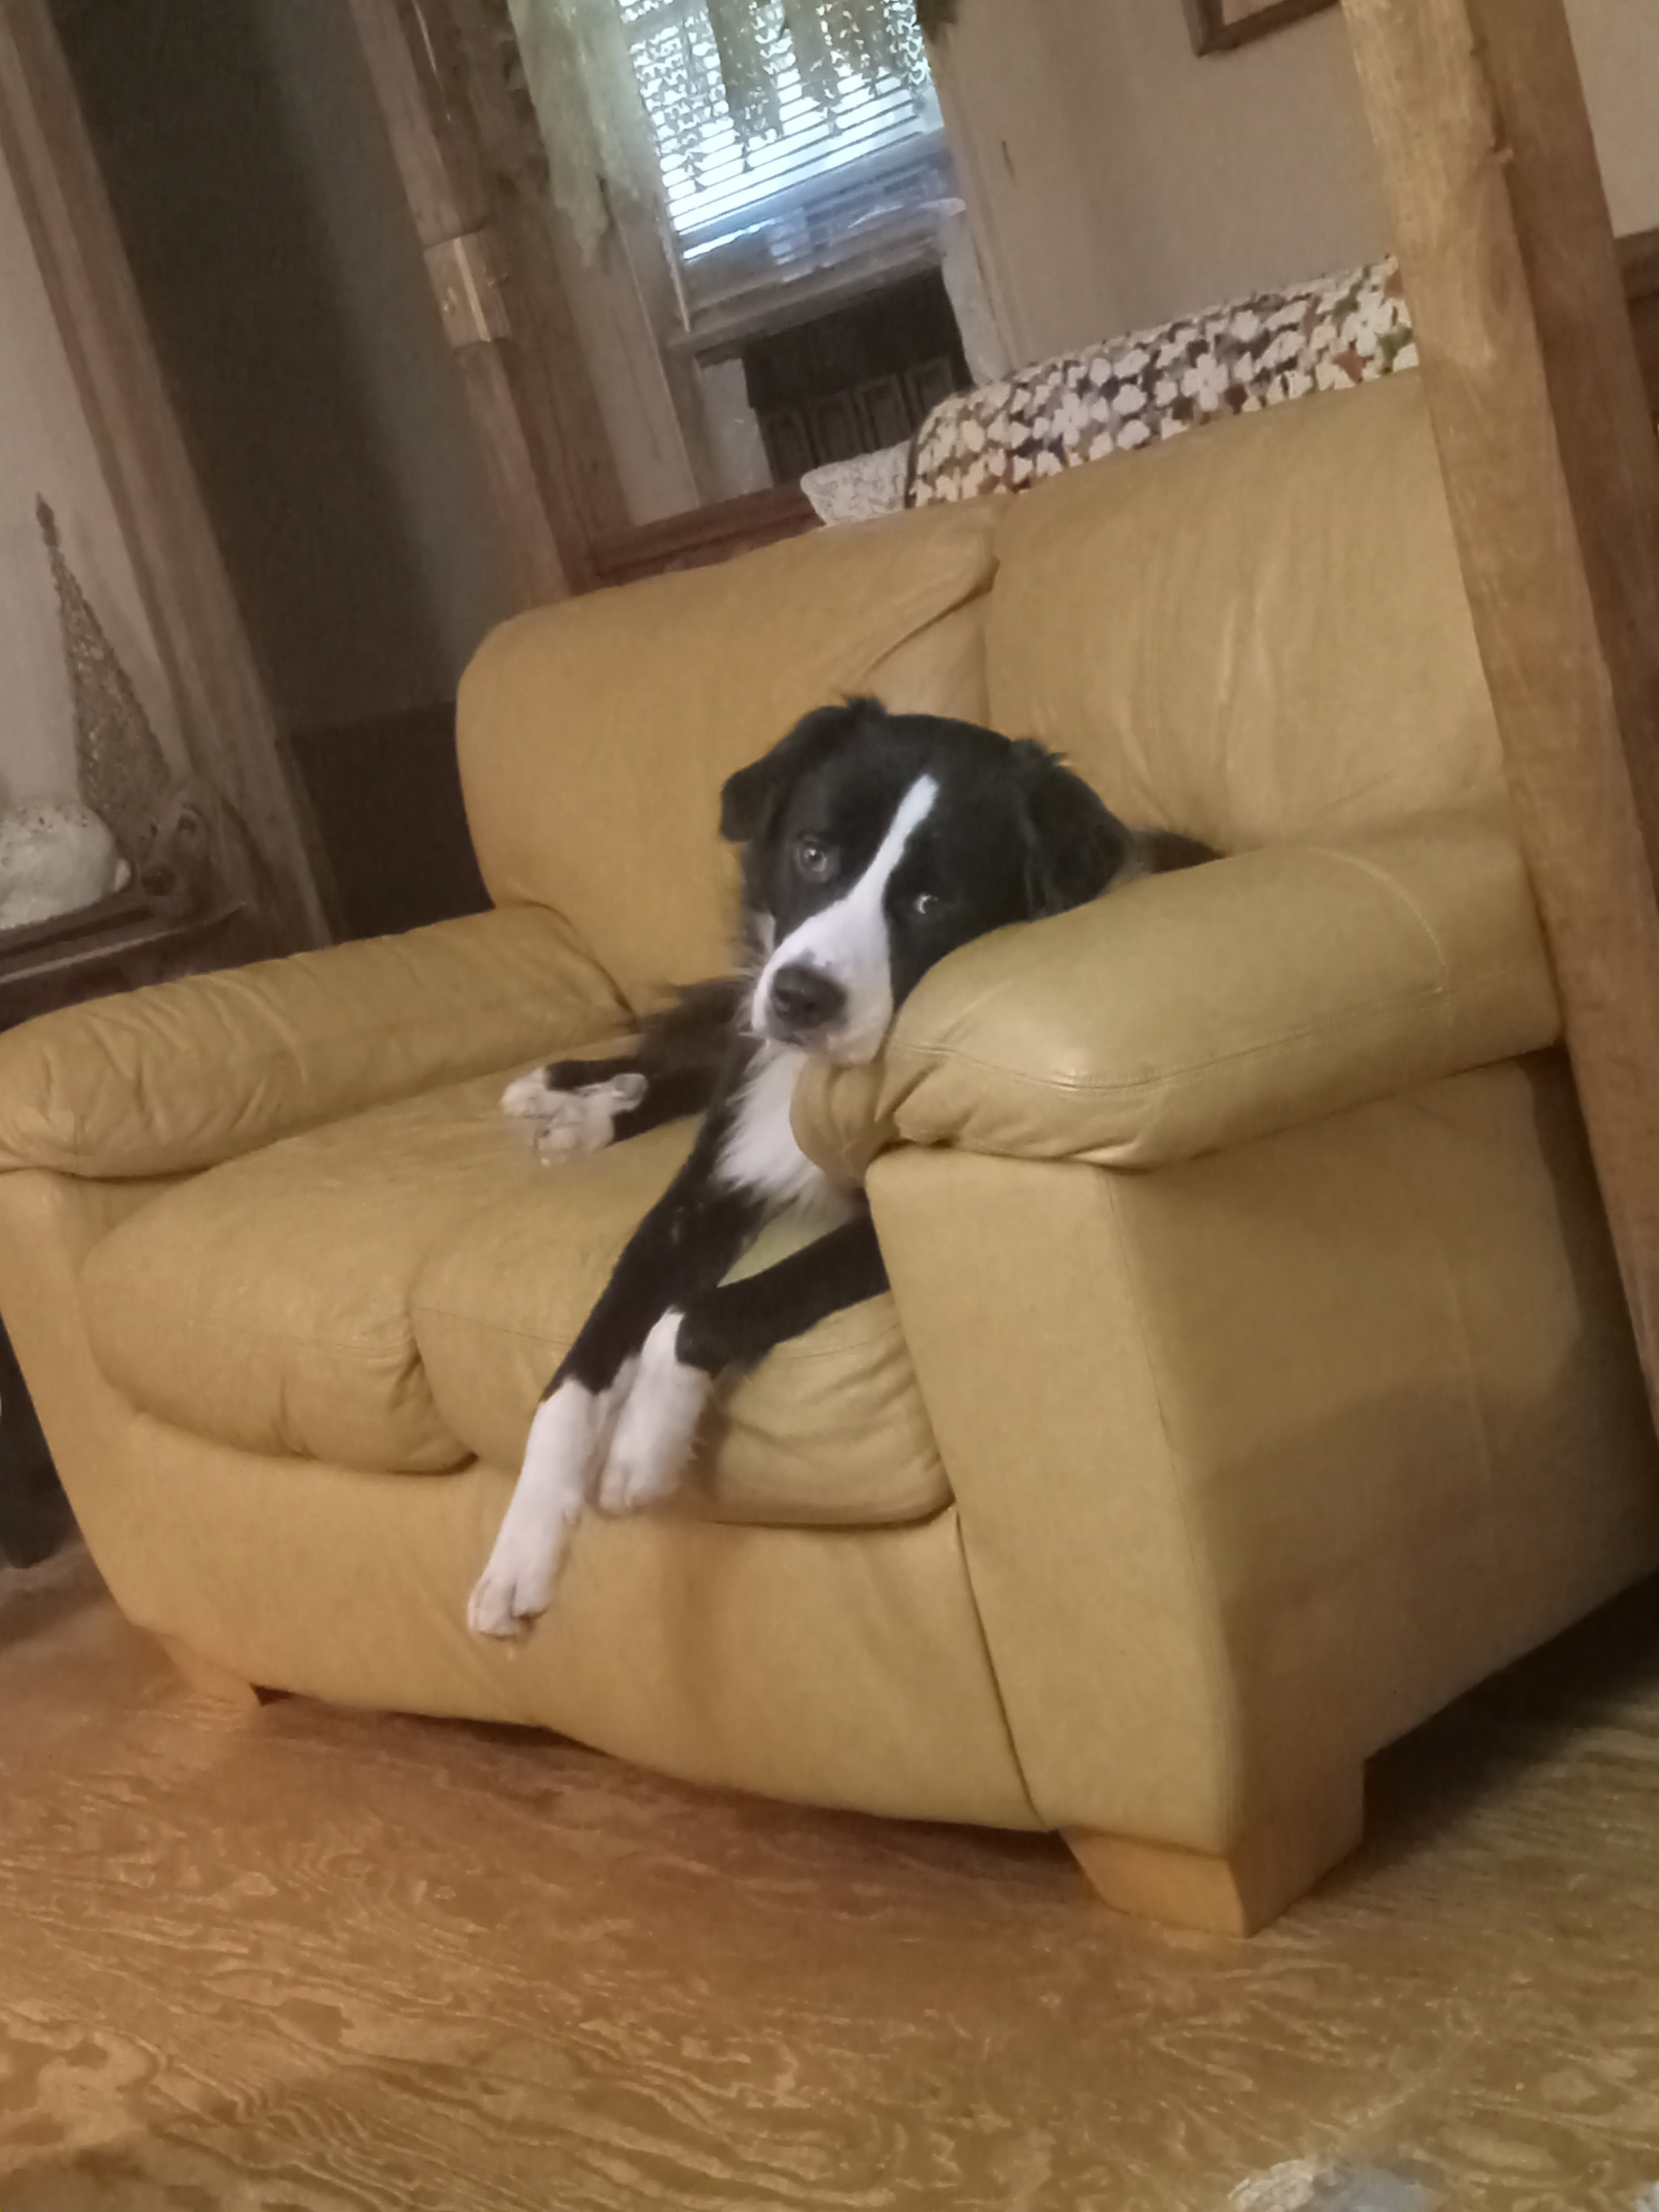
[
  {"left": 794, "top": 836, "right": 833, "bottom": 881},
  {"left": 909, "top": 889, "right": 943, "bottom": 919}
]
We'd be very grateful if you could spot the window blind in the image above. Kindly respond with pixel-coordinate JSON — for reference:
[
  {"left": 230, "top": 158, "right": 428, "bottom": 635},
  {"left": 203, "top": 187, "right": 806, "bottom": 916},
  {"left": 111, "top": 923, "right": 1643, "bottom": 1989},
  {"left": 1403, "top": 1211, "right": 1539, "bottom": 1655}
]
[{"left": 619, "top": 0, "right": 948, "bottom": 316}]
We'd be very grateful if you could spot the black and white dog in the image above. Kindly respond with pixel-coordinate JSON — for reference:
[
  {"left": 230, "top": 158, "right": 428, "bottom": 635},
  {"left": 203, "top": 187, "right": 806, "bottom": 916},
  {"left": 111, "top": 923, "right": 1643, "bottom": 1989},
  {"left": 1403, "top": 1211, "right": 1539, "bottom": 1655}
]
[{"left": 469, "top": 698, "right": 1209, "bottom": 1637}]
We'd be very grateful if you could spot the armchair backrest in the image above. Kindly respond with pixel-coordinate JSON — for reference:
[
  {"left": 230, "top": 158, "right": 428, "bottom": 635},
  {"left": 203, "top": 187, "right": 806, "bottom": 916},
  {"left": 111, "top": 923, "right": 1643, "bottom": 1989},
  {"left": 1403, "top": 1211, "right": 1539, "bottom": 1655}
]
[
  {"left": 457, "top": 373, "right": 1510, "bottom": 1012},
  {"left": 456, "top": 503, "right": 997, "bottom": 1005},
  {"left": 982, "top": 374, "right": 1509, "bottom": 852}
]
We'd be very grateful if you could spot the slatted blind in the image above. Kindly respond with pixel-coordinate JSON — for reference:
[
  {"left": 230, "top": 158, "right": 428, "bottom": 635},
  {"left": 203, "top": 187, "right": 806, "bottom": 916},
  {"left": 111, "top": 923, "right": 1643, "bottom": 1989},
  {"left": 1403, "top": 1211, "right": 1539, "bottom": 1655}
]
[{"left": 619, "top": 0, "right": 943, "bottom": 267}]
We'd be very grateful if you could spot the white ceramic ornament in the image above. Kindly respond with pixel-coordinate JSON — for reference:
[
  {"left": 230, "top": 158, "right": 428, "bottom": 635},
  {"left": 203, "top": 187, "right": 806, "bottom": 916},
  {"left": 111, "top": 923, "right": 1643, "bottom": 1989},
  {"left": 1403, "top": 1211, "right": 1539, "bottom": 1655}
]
[{"left": 0, "top": 800, "right": 130, "bottom": 932}]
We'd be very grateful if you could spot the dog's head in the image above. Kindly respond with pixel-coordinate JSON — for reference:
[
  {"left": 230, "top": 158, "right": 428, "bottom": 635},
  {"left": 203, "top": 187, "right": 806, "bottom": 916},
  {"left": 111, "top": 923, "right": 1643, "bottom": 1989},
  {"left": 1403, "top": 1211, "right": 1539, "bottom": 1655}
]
[{"left": 721, "top": 698, "right": 1144, "bottom": 1065}]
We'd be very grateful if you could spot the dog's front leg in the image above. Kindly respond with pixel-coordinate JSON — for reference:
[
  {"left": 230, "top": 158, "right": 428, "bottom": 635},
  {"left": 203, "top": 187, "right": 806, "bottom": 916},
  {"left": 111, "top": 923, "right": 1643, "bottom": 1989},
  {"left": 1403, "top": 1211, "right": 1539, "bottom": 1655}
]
[
  {"left": 466, "top": 1372, "right": 630, "bottom": 1637},
  {"left": 597, "top": 1209, "right": 888, "bottom": 1516},
  {"left": 502, "top": 980, "right": 742, "bottom": 1164},
  {"left": 468, "top": 1170, "right": 756, "bottom": 1638}
]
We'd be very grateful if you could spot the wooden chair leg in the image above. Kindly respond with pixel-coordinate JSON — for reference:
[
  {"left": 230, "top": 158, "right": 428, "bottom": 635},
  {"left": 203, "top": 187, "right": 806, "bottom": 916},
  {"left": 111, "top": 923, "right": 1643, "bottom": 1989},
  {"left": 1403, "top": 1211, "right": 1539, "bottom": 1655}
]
[
  {"left": 1065, "top": 1768, "right": 1364, "bottom": 1937},
  {"left": 157, "top": 1633, "right": 269, "bottom": 1714}
]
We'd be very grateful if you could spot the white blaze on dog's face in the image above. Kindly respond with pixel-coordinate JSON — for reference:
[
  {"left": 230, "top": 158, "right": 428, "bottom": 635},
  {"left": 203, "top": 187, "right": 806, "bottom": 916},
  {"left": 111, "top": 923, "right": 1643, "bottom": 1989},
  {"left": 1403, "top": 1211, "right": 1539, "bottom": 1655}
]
[
  {"left": 749, "top": 772, "right": 939, "bottom": 1063},
  {"left": 722, "top": 699, "right": 1138, "bottom": 1066}
]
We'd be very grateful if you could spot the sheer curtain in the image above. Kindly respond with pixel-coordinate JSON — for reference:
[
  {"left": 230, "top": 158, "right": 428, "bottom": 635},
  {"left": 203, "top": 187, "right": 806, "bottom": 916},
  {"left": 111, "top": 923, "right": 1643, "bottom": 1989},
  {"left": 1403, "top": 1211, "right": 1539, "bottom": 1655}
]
[
  {"left": 506, "top": 0, "right": 947, "bottom": 320},
  {"left": 505, "top": 0, "right": 663, "bottom": 263}
]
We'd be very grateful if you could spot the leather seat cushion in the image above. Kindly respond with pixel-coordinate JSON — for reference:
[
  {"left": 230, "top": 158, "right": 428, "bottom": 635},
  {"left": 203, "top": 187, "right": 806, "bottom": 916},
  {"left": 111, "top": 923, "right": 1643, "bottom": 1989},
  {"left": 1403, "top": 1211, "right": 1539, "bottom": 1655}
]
[
  {"left": 80, "top": 1072, "right": 949, "bottom": 1526},
  {"left": 79, "top": 1071, "right": 545, "bottom": 1473},
  {"left": 411, "top": 1127, "right": 950, "bottom": 1528}
]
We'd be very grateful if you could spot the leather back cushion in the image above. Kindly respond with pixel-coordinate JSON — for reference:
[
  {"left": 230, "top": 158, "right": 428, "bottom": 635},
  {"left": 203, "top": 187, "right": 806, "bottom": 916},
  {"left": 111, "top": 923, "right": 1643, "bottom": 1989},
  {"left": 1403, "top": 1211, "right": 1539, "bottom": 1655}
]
[
  {"left": 984, "top": 375, "right": 1508, "bottom": 852},
  {"left": 458, "top": 504, "right": 998, "bottom": 1003}
]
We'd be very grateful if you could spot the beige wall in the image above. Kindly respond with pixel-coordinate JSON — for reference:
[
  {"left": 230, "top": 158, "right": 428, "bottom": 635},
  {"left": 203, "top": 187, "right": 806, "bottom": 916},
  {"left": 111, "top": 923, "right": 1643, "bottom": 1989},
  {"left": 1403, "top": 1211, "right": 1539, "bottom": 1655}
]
[
  {"left": 0, "top": 151, "right": 180, "bottom": 808},
  {"left": 1568, "top": 0, "right": 1659, "bottom": 237},
  {"left": 933, "top": 0, "right": 1659, "bottom": 371}
]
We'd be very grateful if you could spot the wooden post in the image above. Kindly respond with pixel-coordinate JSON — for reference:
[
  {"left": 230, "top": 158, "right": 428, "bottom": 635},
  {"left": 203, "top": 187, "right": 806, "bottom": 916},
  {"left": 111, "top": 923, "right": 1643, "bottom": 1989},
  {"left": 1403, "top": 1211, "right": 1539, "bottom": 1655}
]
[
  {"left": 1344, "top": 0, "right": 1659, "bottom": 1398},
  {"left": 349, "top": 0, "right": 629, "bottom": 605}
]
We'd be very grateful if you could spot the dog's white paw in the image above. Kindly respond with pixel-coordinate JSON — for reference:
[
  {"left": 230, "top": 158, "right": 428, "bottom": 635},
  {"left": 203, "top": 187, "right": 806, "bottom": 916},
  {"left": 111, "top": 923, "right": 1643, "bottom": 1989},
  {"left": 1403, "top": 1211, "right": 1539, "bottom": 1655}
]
[
  {"left": 502, "top": 1070, "right": 647, "bottom": 1162},
  {"left": 597, "top": 1309, "right": 708, "bottom": 1515},
  {"left": 468, "top": 1523, "right": 561, "bottom": 1639},
  {"left": 469, "top": 1380, "right": 618, "bottom": 1637}
]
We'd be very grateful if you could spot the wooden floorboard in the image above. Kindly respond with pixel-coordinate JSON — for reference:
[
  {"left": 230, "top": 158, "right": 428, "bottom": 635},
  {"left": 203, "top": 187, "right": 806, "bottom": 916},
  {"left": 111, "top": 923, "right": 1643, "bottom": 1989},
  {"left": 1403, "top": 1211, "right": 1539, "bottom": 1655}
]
[{"left": 4, "top": 1547, "right": 1659, "bottom": 2208}]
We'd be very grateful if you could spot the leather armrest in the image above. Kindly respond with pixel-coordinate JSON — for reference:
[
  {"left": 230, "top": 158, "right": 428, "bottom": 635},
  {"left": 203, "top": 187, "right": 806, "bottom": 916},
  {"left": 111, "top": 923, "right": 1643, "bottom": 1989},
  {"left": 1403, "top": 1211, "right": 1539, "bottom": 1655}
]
[
  {"left": 794, "top": 813, "right": 1559, "bottom": 1176},
  {"left": 0, "top": 905, "right": 627, "bottom": 1178}
]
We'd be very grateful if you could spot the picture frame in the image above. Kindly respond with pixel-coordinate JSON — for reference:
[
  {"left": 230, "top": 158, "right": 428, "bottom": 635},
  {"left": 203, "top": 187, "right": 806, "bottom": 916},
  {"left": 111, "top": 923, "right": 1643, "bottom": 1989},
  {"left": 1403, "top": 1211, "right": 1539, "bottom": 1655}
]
[{"left": 1183, "top": 0, "right": 1339, "bottom": 55}]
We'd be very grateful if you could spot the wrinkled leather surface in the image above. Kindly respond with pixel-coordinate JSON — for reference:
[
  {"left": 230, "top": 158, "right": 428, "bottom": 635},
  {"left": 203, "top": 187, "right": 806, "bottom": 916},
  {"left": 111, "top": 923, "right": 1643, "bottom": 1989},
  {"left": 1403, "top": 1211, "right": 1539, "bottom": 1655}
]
[
  {"left": 80, "top": 1072, "right": 947, "bottom": 1523},
  {"left": 459, "top": 503, "right": 998, "bottom": 1001},
  {"left": 414, "top": 1143, "right": 947, "bottom": 1526},
  {"left": 986, "top": 377, "right": 1508, "bottom": 850},
  {"left": 869, "top": 1055, "right": 1659, "bottom": 1844},
  {"left": 0, "top": 1169, "right": 1032, "bottom": 1829},
  {"left": 0, "top": 907, "right": 623, "bottom": 1180},
  {"left": 793, "top": 813, "right": 1560, "bottom": 1178}
]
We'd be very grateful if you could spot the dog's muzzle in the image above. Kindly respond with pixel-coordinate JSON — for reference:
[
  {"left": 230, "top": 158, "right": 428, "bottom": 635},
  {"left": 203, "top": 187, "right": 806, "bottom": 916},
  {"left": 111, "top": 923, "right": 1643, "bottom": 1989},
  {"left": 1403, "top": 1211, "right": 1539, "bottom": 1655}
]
[{"left": 762, "top": 962, "right": 847, "bottom": 1045}]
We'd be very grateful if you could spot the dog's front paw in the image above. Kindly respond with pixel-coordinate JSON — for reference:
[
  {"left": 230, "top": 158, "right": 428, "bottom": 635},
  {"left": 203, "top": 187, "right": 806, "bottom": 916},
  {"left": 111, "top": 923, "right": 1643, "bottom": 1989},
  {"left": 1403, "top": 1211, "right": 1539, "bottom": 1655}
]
[
  {"left": 468, "top": 1523, "right": 559, "bottom": 1639},
  {"left": 597, "top": 1309, "right": 708, "bottom": 1515},
  {"left": 502, "top": 1070, "right": 646, "bottom": 1162},
  {"left": 470, "top": 1380, "right": 615, "bottom": 1636}
]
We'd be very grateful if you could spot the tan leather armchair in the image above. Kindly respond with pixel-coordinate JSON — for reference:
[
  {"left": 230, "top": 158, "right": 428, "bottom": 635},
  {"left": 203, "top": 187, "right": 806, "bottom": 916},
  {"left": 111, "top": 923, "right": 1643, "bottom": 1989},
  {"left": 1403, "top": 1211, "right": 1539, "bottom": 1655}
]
[{"left": 2, "top": 375, "right": 1653, "bottom": 1932}]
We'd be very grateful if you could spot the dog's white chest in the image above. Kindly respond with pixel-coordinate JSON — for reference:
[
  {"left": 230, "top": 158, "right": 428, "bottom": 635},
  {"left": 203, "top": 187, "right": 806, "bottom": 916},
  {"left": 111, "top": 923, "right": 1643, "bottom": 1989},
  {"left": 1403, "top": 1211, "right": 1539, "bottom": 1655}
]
[{"left": 716, "top": 1044, "right": 847, "bottom": 1220}]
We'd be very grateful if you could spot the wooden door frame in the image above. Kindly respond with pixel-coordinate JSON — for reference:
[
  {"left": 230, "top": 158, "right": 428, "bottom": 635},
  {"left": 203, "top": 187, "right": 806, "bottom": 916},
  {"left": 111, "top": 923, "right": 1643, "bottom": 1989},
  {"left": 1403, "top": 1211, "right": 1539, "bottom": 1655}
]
[
  {"left": 349, "top": 0, "right": 630, "bottom": 605},
  {"left": 0, "top": 0, "right": 329, "bottom": 947}
]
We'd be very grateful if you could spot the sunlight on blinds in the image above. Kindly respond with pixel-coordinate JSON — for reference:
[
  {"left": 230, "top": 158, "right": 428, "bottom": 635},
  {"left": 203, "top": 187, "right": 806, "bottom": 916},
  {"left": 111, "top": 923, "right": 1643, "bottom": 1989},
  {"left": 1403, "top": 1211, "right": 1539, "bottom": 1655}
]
[{"left": 620, "top": 0, "right": 944, "bottom": 266}]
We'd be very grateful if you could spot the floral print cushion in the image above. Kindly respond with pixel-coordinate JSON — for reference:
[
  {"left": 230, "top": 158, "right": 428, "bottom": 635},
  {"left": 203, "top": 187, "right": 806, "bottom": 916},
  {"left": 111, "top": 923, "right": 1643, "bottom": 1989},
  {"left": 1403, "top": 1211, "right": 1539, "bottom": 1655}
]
[{"left": 908, "top": 258, "right": 1419, "bottom": 508}]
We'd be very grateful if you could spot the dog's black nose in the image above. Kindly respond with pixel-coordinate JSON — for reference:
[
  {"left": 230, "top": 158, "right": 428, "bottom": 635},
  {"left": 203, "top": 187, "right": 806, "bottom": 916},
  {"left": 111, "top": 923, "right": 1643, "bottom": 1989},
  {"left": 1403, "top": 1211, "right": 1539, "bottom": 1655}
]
[{"left": 768, "top": 963, "right": 845, "bottom": 1037}]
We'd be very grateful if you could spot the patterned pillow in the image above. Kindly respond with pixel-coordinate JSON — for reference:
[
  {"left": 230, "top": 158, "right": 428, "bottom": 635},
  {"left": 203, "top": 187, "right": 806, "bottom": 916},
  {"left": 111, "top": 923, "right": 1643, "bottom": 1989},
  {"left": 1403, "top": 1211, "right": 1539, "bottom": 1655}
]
[{"left": 909, "top": 258, "right": 1418, "bottom": 507}]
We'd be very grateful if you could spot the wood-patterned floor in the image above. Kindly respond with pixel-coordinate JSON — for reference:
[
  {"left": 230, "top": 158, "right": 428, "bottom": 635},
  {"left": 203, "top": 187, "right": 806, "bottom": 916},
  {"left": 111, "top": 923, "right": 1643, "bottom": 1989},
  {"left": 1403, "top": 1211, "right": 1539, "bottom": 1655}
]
[{"left": 5, "top": 1551, "right": 1659, "bottom": 2211}]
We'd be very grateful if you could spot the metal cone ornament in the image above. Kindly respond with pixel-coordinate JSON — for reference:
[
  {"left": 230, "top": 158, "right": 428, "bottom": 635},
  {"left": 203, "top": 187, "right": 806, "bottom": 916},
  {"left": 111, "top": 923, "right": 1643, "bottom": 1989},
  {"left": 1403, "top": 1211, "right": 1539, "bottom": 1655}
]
[{"left": 37, "top": 495, "right": 174, "bottom": 870}]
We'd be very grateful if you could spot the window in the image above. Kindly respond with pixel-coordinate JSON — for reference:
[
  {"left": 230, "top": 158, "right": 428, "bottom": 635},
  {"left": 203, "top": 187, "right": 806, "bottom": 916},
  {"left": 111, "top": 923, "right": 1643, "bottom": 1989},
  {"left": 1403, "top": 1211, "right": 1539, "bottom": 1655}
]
[{"left": 618, "top": 0, "right": 952, "bottom": 326}]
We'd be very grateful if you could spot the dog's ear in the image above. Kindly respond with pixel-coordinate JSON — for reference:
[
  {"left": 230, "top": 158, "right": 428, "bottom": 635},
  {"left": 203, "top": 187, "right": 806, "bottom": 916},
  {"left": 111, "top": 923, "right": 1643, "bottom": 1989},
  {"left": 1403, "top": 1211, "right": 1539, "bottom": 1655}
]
[
  {"left": 720, "top": 699, "right": 883, "bottom": 844},
  {"left": 1012, "top": 739, "right": 1133, "bottom": 918}
]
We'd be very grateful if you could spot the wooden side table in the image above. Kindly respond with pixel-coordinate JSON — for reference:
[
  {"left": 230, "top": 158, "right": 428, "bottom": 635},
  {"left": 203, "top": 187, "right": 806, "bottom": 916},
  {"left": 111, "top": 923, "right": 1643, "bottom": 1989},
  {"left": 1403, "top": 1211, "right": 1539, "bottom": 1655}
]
[
  {"left": 0, "top": 891, "right": 252, "bottom": 1564},
  {"left": 0, "top": 890, "right": 251, "bottom": 1030}
]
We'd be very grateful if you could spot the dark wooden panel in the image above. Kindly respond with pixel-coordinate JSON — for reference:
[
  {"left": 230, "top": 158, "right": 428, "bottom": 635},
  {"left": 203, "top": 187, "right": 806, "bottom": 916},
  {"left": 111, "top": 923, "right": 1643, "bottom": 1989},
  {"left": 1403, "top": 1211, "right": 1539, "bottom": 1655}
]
[
  {"left": 291, "top": 704, "right": 489, "bottom": 943},
  {"left": 744, "top": 268, "right": 968, "bottom": 479},
  {"left": 0, "top": 897, "right": 251, "bottom": 1030},
  {"left": 589, "top": 486, "right": 820, "bottom": 590}
]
